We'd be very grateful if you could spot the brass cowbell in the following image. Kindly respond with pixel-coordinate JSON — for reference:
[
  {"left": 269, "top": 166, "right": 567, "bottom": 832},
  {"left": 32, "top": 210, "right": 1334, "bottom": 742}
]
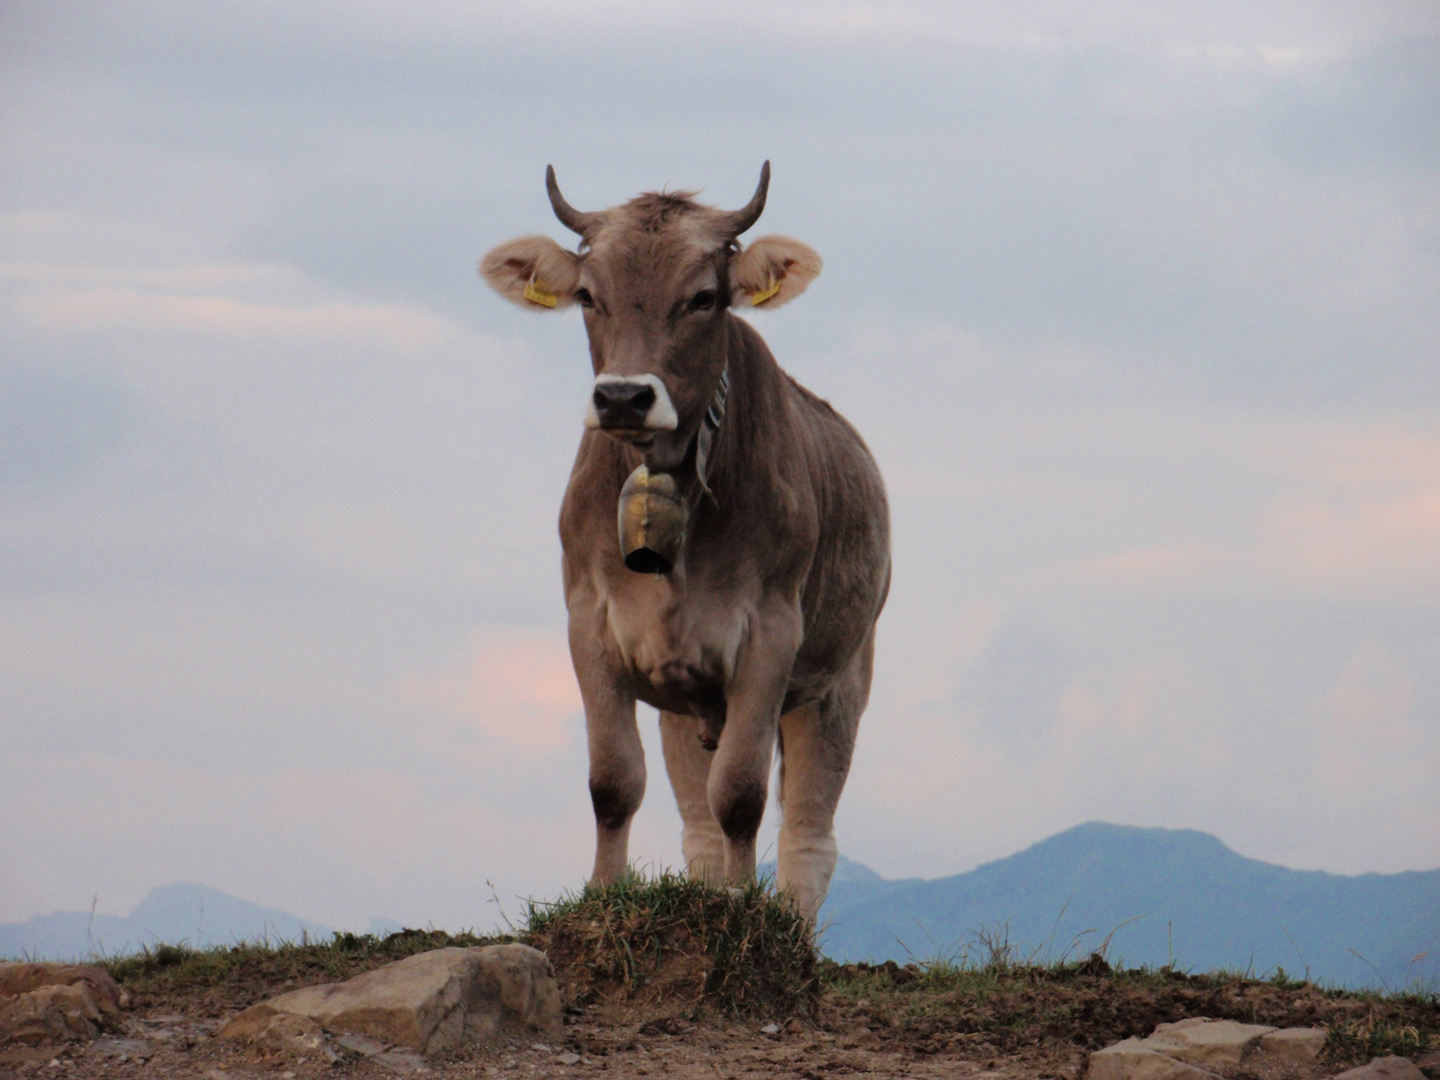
[{"left": 617, "top": 465, "right": 687, "bottom": 575}]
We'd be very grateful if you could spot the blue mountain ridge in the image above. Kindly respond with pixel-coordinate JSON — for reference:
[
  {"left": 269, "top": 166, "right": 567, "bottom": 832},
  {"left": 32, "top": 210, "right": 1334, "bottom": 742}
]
[
  {"left": 804, "top": 822, "right": 1439, "bottom": 991},
  {"left": 8, "top": 823, "right": 1434, "bottom": 991},
  {"left": 0, "top": 883, "right": 336, "bottom": 960}
]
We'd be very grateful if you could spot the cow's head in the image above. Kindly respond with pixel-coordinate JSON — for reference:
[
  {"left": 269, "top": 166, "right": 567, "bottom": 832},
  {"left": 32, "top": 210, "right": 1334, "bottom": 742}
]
[{"left": 480, "top": 163, "right": 821, "bottom": 471}]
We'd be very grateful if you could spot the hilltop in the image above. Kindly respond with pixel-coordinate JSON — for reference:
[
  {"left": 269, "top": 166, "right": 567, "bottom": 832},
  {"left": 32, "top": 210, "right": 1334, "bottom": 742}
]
[{"left": 813, "top": 822, "right": 1440, "bottom": 991}]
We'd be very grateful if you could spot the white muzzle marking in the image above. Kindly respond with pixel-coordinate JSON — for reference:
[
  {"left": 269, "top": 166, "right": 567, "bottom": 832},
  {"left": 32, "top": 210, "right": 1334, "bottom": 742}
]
[{"left": 583, "top": 373, "right": 680, "bottom": 431}]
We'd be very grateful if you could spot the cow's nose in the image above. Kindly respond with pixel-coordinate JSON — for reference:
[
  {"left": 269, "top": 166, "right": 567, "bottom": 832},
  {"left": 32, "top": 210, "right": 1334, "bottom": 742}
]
[{"left": 592, "top": 381, "right": 657, "bottom": 428}]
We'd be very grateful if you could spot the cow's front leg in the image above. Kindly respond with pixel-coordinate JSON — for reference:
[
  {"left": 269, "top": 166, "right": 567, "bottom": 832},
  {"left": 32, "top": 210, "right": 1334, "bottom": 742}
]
[
  {"left": 572, "top": 634, "right": 645, "bottom": 884},
  {"left": 708, "top": 610, "right": 801, "bottom": 885},
  {"left": 586, "top": 694, "right": 644, "bottom": 884}
]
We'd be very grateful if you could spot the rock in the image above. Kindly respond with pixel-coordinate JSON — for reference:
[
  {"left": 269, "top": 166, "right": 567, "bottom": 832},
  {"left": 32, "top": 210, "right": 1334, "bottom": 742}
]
[
  {"left": 1149, "top": 1018, "right": 1277, "bottom": 1068},
  {"left": 247, "top": 1013, "right": 328, "bottom": 1057},
  {"left": 0, "top": 964, "right": 127, "bottom": 1046},
  {"left": 0, "top": 965, "right": 126, "bottom": 1014},
  {"left": 1331, "top": 1057, "right": 1427, "bottom": 1080},
  {"left": 760, "top": 1023, "right": 781, "bottom": 1035},
  {"left": 1089, "top": 1039, "right": 1227, "bottom": 1080},
  {"left": 1259, "top": 1027, "right": 1328, "bottom": 1063},
  {"left": 555, "top": 1051, "right": 582, "bottom": 1065},
  {"left": 374, "top": 1048, "right": 431, "bottom": 1073},
  {"left": 219, "top": 944, "right": 559, "bottom": 1056},
  {"left": 335, "top": 1031, "right": 390, "bottom": 1056},
  {"left": 1089, "top": 1019, "right": 1302, "bottom": 1080},
  {"left": 87, "top": 1039, "right": 152, "bottom": 1062},
  {"left": 1, "top": 986, "right": 106, "bottom": 1046}
]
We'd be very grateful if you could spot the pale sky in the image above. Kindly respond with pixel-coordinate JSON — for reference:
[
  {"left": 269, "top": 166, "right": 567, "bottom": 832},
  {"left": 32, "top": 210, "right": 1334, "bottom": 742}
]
[{"left": 2, "top": 0, "right": 1438, "bottom": 933}]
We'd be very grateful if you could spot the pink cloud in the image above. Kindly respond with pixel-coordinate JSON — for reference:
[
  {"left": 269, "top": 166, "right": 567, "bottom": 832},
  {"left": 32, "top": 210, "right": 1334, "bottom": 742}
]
[{"left": 396, "top": 630, "right": 582, "bottom": 757}]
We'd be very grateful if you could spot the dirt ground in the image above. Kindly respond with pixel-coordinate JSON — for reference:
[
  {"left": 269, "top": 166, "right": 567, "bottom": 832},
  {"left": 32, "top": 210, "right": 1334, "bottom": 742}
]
[
  {"left": 5, "top": 972, "right": 1436, "bottom": 1080},
  {"left": 0, "top": 1002, "right": 1099, "bottom": 1080},
  {"left": 3, "top": 906, "right": 1436, "bottom": 1080}
]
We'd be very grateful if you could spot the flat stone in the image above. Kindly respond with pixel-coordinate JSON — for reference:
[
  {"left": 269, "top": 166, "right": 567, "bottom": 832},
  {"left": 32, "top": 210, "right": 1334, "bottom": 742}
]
[
  {"left": 1089, "top": 1039, "right": 1227, "bottom": 1080},
  {"left": 335, "top": 1031, "right": 390, "bottom": 1056},
  {"left": 218, "top": 944, "right": 559, "bottom": 1056},
  {"left": 87, "top": 1039, "right": 151, "bottom": 1062},
  {"left": 1149, "top": 1018, "right": 1278, "bottom": 1068},
  {"left": 555, "top": 1051, "right": 582, "bottom": 1065},
  {"left": 1259, "top": 1027, "right": 1328, "bottom": 1063},
  {"left": 374, "top": 1048, "right": 431, "bottom": 1073},
  {"left": 1331, "top": 1057, "right": 1427, "bottom": 1080}
]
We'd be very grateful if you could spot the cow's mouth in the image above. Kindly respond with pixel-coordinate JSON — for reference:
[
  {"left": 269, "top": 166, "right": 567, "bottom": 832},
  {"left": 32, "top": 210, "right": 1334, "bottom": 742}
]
[{"left": 602, "top": 427, "right": 656, "bottom": 447}]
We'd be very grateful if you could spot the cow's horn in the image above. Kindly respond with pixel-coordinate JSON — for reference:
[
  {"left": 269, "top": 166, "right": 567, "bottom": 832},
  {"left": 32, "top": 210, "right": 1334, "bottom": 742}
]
[
  {"left": 546, "top": 165, "right": 597, "bottom": 236},
  {"left": 723, "top": 161, "right": 770, "bottom": 237}
]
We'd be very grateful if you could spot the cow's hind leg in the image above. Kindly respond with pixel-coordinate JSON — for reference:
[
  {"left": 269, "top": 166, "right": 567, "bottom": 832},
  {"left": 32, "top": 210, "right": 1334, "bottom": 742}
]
[
  {"left": 776, "top": 632, "right": 873, "bottom": 920},
  {"left": 659, "top": 711, "right": 725, "bottom": 881}
]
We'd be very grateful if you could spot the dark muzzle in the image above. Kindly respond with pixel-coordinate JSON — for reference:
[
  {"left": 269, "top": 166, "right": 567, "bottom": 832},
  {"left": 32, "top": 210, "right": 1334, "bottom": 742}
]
[{"left": 593, "top": 381, "right": 656, "bottom": 429}]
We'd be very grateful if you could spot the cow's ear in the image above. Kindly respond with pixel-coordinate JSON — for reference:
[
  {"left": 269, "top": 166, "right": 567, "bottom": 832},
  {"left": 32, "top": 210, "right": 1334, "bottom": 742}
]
[
  {"left": 479, "top": 235, "right": 581, "bottom": 310},
  {"left": 730, "top": 235, "right": 822, "bottom": 309}
]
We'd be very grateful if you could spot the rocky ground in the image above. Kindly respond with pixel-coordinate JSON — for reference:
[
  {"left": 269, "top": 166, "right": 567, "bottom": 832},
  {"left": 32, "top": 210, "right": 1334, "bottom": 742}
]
[{"left": 3, "top": 879, "right": 1436, "bottom": 1080}]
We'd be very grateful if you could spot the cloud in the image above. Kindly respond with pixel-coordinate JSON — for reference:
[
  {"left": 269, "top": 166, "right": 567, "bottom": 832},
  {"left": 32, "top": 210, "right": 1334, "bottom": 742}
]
[
  {"left": 3, "top": 0, "right": 1439, "bottom": 935},
  {"left": 25, "top": 288, "right": 473, "bottom": 354},
  {"left": 396, "top": 630, "right": 582, "bottom": 758},
  {"left": 1320, "top": 642, "right": 1415, "bottom": 744}
]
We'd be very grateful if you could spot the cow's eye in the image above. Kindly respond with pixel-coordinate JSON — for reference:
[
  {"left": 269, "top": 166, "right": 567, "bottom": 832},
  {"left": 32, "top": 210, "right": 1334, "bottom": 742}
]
[
  {"left": 575, "top": 287, "right": 595, "bottom": 308},
  {"left": 688, "top": 289, "right": 716, "bottom": 313}
]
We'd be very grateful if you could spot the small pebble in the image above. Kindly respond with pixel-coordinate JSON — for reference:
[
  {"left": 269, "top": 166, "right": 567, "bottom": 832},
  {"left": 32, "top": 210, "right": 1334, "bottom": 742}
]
[
  {"left": 760, "top": 1022, "right": 781, "bottom": 1035},
  {"left": 555, "top": 1052, "right": 582, "bottom": 1066}
]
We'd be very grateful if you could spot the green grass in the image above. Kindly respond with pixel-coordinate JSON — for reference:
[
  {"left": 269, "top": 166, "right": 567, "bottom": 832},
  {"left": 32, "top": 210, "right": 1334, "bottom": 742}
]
[{"left": 524, "top": 871, "right": 817, "bottom": 1016}]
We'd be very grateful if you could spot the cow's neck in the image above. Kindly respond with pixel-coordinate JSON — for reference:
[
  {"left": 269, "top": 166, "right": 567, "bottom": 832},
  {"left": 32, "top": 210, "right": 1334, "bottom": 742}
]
[{"left": 685, "top": 314, "right": 785, "bottom": 509}]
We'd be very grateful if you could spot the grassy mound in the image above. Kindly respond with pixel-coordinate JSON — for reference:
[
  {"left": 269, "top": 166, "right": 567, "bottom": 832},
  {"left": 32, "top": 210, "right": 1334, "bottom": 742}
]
[{"left": 523, "top": 872, "right": 818, "bottom": 1017}]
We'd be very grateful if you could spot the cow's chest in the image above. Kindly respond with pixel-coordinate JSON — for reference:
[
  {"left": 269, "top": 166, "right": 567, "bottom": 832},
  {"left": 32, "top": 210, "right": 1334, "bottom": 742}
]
[{"left": 599, "top": 573, "right": 749, "bottom": 716}]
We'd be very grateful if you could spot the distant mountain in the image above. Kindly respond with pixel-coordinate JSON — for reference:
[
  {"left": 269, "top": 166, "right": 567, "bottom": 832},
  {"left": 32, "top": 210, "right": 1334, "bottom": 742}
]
[
  {"left": 0, "top": 884, "right": 334, "bottom": 960},
  {"left": 10, "top": 824, "right": 1435, "bottom": 990},
  {"left": 813, "top": 822, "right": 1440, "bottom": 991}
]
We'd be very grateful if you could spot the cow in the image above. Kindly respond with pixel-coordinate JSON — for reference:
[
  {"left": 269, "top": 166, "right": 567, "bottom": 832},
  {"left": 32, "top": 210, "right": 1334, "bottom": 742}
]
[{"left": 479, "top": 163, "right": 889, "bottom": 919}]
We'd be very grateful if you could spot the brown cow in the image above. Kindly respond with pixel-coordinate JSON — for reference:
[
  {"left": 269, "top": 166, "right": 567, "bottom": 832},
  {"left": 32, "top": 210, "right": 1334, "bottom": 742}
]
[{"left": 480, "top": 164, "right": 889, "bottom": 918}]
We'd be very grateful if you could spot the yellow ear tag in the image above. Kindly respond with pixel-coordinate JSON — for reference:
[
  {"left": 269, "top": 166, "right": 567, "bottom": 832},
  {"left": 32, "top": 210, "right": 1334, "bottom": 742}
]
[
  {"left": 751, "top": 278, "right": 782, "bottom": 306},
  {"left": 523, "top": 277, "right": 558, "bottom": 308}
]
